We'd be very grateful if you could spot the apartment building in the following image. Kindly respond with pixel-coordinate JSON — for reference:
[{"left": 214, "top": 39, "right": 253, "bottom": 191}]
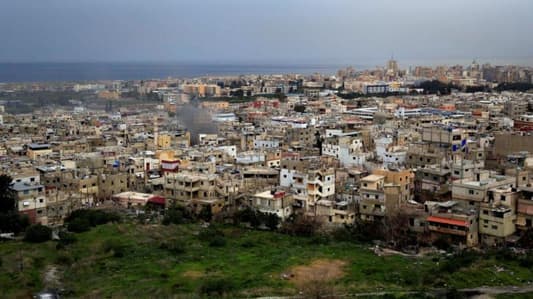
[
  {"left": 248, "top": 189, "right": 294, "bottom": 221},
  {"left": 479, "top": 187, "right": 518, "bottom": 246}
]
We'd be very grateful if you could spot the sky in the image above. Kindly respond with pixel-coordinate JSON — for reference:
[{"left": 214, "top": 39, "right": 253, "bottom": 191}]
[{"left": 1, "top": 0, "right": 532, "bottom": 65}]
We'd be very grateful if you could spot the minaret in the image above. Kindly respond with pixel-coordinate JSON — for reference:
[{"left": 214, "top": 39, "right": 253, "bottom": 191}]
[{"left": 154, "top": 115, "right": 159, "bottom": 148}]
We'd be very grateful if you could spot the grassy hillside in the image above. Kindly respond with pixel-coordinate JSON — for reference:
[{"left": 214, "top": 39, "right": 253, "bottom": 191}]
[{"left": 0, "top": 223, "right": 532, "bottom": 298}]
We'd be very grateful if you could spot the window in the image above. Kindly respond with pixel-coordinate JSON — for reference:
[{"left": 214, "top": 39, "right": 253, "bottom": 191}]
[
  {"left": 468, "top": 190, "right": 474, "bottom": 195},
  {"left": 491, "top": 225, "right": 498, "bottom": 230}
]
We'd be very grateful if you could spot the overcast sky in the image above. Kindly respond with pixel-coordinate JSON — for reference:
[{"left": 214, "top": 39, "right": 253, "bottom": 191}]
[{"left": 1, "top": 0, "right": 532, "bottom": 65}]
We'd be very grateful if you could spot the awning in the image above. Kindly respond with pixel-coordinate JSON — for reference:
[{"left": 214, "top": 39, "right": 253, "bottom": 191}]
[
  {"left": 148, "top": 196, "right": 166, "bottom": 205},
  {"left": 427, "top": 216, "right": 467, "bottom": 227}
]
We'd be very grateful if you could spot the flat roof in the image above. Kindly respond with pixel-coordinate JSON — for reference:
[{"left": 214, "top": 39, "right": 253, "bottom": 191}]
[
  {"left": 362, "top": 174, "right": 385, "bottom": 181},
  {"left": 253, "top": 190, "right": 274, "bottom": 199}
]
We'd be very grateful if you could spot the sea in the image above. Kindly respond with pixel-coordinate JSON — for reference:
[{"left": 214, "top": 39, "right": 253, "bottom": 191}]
[
  {"left": 2, "top": 58, "right": 531, "bottom": 83},
  {"left": 0, "top": 62, "right": 357, "bottom": 83}
]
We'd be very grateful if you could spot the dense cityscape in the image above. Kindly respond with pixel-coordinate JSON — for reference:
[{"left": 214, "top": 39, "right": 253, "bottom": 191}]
[
  {"left": 2, "top": 0, "right": 533, "bottom": 298},
  {"left": 1, "top": 58, "right": 533, "bottom": 297}
]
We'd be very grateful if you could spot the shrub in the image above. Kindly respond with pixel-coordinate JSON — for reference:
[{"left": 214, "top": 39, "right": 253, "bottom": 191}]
[
  {"left": 439, "top": 251, "right": 479, "bottom": 273},
  {"left": 198, "top": 227, "right": 224, "bottom": 242},
  {"left": 58, "top": 231, "right": 77, "bottom": 245},
  {"left": 160, "top": 239, "right": 186, "bottom": 255},
  {"left": 240, "top": 240, "right": 255, "bottom": 248},
  {"left": 163, "top": 206, "right": 191, "bottom": 225},
  {"left": 235, "top": 207, "right": 261, "bottom": 228},
  {"left": 198, "top": 205, "right": 213, "bottom": 222},
  {"left": 101, "top": 239, "right": 127, "bottom": 258},
  {"left": 519, "top": 254, "right": 533, "bottom": 268},
  {"left": 65, "top": 209, "right": 120, "bottom": 232},
  {"left": 281, "top": 215, "right": 321, "bottom": 237},
  {"left": 209, "top": 235, "right": 226, "bottom": 247},
  {"left": 199, "top": 277, "right": 234, "bottom": 296},
  {"left": 24, "top": 224, "right": 52, "bottom": 243},
  {"left": 55, "top": 253, "right": 73, "bottom": 265},
  {"left": 0, "top": 212, "right": 30, "bottom": 234},
  {"left": 262, "top": 213, "right": 280, "bottom": 231},
  {"left": 308, "top": 234, "right": 331, "bottom": 245},
  {"left": 67, "top": 217, "right": 91, "bottom": 233}
]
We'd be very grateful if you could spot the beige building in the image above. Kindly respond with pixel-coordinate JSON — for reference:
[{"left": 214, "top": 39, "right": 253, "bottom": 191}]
[
  {"left": 249, "top": 190, "right": 294, "bottom": 221},
  {"left": 479, "top": 187, "right": 518, "bottom": 246},
  {"left": 26, "top": 143, "right": 53, "bottom": 160}
]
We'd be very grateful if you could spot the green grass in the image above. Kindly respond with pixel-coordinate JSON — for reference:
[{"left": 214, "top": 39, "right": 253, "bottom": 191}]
[{"left": 1, "top": 223, "right": 532, "bottom": 298}]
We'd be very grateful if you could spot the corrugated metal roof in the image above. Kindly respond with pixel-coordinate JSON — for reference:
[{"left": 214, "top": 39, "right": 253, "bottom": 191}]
[{"left": 427, "top": 215, "right": 467, "bottom": 227}]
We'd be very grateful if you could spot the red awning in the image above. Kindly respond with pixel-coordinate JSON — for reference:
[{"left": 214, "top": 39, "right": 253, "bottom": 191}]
[
  {"left": 427, "top": 216, "right": 467, "bottom": 227},
  {"left": 148, "top": 196, "right": 166, "bottom": 205}
]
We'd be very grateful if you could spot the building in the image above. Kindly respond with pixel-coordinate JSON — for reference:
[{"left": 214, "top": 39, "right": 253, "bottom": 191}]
[
  {"left": 248, "top": 189, "right": 294, "bottom": 221},
  {"left": 479, "top": 187, "right": 518, "bottom": 246},
  {"left": 10, "top": 181, "right": 46, "bottom": 224},
  {"left": 112, "top": 191, "right": 165, "bottom": 209},
  {"left": 26, "top": 143, "right": 53, "bottom": 160},
  {"left": 426, "top": 201, "right": 479, "bottom": 247}
]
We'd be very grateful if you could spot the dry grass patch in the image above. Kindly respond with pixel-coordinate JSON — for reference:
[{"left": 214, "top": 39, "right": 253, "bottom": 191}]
[
  {"left": 182, "top": 270, "right": 204, "bottom": 279},
  {"left": 286, "top": 259, "right": 347, "bottom": 286},
  {"left": 284, "top": 259, "right": 347, "bottom": 298}
]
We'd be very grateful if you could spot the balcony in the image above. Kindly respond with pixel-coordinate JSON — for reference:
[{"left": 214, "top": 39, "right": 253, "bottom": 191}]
[{"left": 428, "top": 225, "right": 467, "bottom": 236}]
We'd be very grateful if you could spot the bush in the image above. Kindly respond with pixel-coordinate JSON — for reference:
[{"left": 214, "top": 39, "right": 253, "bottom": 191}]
[
  {"left": 24, "top": 224, "right": 52, "bottom": 243},
  {"left": 198, "top": 227, "right": 224, "bottom": 242},
  {"left": 101, "top": 239, "right": 127, "bottom": 258},
  {"left": 159, "top": 239, "right": 186, "bottom": 255},
  {"left": 0, "top": 212, "right": 30, "bottom": 234},
  {"left": 209, "top": 235, "right": 226, "bottom": 247},
  {"left": 58, "top": 231, "right": 77, "bottom": 245},
  {"left": 65, "top": 209, "right": 120, "bottom": 232},
  {"left": 262, "top": 213, "right": 280, "bottom": 231},
  {"left": 281, "top": 215, "right": 321, "bottom": 237},
  {"left": 308, "top": 234, "right": 331, "bottom": 245},
  {"left": 55, "top": 253, "right": 73, "bottom": 265},
  {"left": 198, "top": 205, "right": 213, "bottom": 222},
  {"left": 67, "top": 217, "right": 91, "bottom": 233},
  {"left": 235, "top": 207, "right": 261, "bottom": 228},
  {"left": 439, "top": 251, "right": 479, "bottom": 273},
  {"left": 199, "top": 277, "right": 234, "bottom": 296},
  {"left": 519, "top": 254, "right": 533, "bottom": 268},
  {"left": 162, "top": 206, "right": 191, "bottom": 225}
]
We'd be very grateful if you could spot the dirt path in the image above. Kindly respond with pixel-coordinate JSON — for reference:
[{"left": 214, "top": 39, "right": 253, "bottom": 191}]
[
  {"left": 282, "top": 259, "right": 347, "bottom": 286},
  {"left": 42, "top": 265, "right": 62, "bottom": 290}
]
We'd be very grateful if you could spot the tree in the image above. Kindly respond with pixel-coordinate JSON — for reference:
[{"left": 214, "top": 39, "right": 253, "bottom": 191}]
[
  {"left": 0, "top": 175, "right": 16, "bottom": 214},
  {"left": 0, "top": 175, "right": 30, "bottom": 234},
  {"left": 383, "top": 212, "right": 412, "bottom": 249},
  {"left": 67, "top": 217, "right": 91, "bottom": 233},
  {"left": 281, "top": 215, "right": 321, "bottom": 237},
  {"left": 24, "top": 224, "right": 52, "bottom": 243},
  {"left": 263, "top": 213, "right": 280, "bottom": 231},
  {"left": 198, "top": 205, "right": 213, "bottom": 222},
  {"left": 0, "top": 212, "right": 29, "bottom": 234}
]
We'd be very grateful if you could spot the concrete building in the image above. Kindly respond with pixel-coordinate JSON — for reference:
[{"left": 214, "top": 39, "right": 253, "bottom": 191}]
[{"left": 248, "top": 189, "right": 294, "bottom": 221}]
